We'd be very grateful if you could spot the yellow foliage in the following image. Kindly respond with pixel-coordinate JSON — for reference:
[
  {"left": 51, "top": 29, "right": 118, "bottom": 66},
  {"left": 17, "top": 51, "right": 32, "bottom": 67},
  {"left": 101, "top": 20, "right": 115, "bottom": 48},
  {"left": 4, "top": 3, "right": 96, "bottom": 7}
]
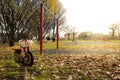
[
  {"left": 43, "top": 0, "right": 58, "bottom": 14},
  {"left": 42, "top": 0, "right": 58, "bottom": 23}
]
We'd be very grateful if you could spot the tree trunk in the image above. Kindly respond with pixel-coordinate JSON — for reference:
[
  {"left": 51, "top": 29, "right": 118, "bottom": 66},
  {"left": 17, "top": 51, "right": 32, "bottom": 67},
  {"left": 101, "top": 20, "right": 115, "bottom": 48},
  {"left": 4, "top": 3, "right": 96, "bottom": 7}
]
[
  {"left": 9, "top": 40, "right": 14, "bottom": 46},
  {"left": 8, "top": 34, "right": 15, "bottom": 46},
  {"left": 112, "top": 30, "right": 115, "bottom": 39},
  {"left": 68, "top": 33, "right": 70, "bottom": 40},
  {"left": 73, "top": 32, "right": 75, "bottom": 41},
  {"left": 0, "top": 33, "right": 7, "bottom": 44},
  {"left": 2, "top": 38, "right": 7, "bottom": 44}
]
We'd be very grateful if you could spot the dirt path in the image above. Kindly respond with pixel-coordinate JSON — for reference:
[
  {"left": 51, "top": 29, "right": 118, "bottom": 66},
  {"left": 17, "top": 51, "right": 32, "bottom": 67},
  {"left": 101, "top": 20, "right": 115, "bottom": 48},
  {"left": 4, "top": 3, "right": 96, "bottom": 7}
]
[
  {"left": 32, "top": 41, "right": 120, "bottom": 54},
  {"left": 42, "top": 49, "right": 119, "bottom": 54}
]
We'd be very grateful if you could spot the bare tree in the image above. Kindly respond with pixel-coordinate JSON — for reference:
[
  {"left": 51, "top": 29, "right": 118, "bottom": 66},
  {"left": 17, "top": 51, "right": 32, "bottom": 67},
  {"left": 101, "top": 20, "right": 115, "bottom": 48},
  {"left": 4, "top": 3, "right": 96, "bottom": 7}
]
[
  {"left": 63, "top": 25, "right": 76, "bottom": 40},
  {"left": 42, "top": 0, "right": 66, "bottom": 38},
  {"left": 116, "top": 24, "right": 120, "bottom": 38},
  {"left": 0, "top": 0, "right": 66, "bottom": 46},
  {"left": 0, "top": 0, "right": 40, "bottom": 46},
  {"left": 109, "top": 24, "right": 118, "bottom": 39}
]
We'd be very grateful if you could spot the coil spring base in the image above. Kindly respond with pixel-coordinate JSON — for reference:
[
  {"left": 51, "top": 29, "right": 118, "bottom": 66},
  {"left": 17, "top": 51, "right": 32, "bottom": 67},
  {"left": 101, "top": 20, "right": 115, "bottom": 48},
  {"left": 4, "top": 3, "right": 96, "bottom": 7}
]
[
  {"left": 13, "top": 49, "right": 34, "bottom": 80},
  {"left": 19, "top": 65, "right": 26, "bottom": 80}
]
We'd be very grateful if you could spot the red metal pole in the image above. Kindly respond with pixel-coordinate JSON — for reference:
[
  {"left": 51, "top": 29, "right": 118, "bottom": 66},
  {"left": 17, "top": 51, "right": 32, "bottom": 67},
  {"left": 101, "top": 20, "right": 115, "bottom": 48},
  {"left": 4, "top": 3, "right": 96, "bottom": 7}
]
[
  {"left": 56, "top": 18, "right": 59, "bottom": 49},
  {"left": 40, "top": 3, "right": 43, "bottom": 54}
]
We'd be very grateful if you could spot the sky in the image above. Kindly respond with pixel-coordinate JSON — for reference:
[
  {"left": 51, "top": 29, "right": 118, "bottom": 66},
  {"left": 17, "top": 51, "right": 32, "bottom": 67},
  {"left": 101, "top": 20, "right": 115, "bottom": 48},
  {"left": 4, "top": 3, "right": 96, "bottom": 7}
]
[{"left": 59, "top": 0, "right": 120, "bottom": 34}]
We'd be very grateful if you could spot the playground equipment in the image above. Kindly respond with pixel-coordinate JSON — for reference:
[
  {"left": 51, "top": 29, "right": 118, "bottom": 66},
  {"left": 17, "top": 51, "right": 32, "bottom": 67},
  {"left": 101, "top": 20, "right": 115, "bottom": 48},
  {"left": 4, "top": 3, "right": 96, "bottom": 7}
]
[
  {"left": 12, "top": 40, "right": 34, "bottom": 79},
  {"left": 12, "top": 40, "right": 34, "bottom": 66},
  {"left": 40, "top": 3, "right": 59, "bottom": 54}
]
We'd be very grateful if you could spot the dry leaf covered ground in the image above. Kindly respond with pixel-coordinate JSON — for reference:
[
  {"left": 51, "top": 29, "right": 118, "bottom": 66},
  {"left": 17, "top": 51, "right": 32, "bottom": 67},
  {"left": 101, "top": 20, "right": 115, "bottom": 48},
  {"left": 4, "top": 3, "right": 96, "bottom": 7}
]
[
  {"left": 25, "top": 40, "right": 120, "bottom": 80},
  {"left": 0, "top": 40, "right": 120, "bottom": 80},
  {"left": 31, "top": 53, "right": 120, "bottom": 80}
]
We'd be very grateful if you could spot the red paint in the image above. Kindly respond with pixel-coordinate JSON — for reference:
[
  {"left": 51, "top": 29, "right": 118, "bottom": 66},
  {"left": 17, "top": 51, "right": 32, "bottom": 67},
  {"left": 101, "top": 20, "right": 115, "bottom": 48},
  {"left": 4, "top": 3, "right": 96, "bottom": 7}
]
[
  {"left": 56, "top": 18, "right": 59, "bottom": 49},
  {"left": 40, "top": 3, "right": 43, "bottom": 54}
]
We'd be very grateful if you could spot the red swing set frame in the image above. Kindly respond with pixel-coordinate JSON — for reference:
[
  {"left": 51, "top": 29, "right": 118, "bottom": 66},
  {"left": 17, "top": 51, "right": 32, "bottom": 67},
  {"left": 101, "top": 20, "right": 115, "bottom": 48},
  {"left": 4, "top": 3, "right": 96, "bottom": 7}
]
[{"left": 40, "top": 3, "right": 59, "bottom": 54}]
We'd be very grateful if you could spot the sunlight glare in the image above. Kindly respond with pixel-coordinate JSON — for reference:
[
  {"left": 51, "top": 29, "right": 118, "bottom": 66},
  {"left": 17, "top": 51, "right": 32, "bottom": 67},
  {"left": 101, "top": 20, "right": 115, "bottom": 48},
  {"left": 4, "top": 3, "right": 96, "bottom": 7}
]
[{"left": 59, "top": 0, "right": 120, "bottom": 34}]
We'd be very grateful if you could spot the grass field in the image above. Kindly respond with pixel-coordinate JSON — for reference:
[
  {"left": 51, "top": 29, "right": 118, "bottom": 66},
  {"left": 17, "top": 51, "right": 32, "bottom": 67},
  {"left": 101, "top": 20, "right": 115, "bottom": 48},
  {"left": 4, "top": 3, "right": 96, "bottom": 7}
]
[{"left": 0, "top": 40, "right": 120, "bottom": 80}]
